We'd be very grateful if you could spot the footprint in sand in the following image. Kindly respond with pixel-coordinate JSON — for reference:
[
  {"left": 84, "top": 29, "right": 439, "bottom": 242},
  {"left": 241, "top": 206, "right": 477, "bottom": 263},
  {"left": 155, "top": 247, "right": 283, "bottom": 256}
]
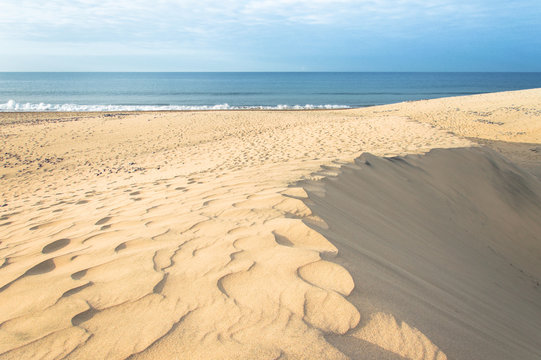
[
  {"left": 71, "top": 269, "right": 87, "bottom": 280},
  {"left": 95, "top": 217, "right": 111, "bottom": 226},
  {"left": 71, "top": 306, "right": 98, "bottom": 326},
  {"left": 24, "top": 259, "right": 56, "bottom": 276},
  {"left": 42, "top": 238, "right": 70, "bottom": 254},
  {"left": 114, "top": 243, "right": 127, "bottom": 252},
  {"left": 61, "top": 282, "right": 93, "bottom": 298}
]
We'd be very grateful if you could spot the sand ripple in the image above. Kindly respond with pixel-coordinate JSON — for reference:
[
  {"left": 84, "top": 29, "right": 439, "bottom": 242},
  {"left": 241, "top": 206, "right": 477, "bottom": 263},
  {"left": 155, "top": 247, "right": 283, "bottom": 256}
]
[{"left": 0, "top": 104, "right": 488, "bottom": 359}]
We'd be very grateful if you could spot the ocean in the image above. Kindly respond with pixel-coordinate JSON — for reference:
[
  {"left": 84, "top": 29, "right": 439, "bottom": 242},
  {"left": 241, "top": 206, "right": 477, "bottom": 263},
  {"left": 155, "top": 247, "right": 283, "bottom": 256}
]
[{"left": 1, "top": 72, "right": 540, "bottom": 111}]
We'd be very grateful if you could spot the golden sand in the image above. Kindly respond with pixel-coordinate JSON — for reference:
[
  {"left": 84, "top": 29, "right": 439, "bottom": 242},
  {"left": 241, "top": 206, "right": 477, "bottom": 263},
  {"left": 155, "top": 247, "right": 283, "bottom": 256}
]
[{"left": 0, "top": 89, "right": 540, "bottom": 359}]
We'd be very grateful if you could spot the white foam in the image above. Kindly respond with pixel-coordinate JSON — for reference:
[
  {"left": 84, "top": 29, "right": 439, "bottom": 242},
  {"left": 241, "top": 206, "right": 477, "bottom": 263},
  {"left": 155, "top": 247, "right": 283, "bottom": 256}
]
[{"left": 0, "top": 100, "right": 350, "bottom": 112}]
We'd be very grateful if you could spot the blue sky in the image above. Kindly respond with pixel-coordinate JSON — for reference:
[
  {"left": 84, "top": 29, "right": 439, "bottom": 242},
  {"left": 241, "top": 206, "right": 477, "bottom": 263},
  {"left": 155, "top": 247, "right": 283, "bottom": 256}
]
[{"left": 1, "top": 0, "right": 540, "bottom": 71}]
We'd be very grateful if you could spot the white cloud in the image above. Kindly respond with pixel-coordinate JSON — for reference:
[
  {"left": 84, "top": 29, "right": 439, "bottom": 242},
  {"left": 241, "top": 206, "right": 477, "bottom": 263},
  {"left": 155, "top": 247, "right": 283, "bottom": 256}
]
[
  {"left": 1, "top": 0, "right": 539, "bottom": 53},
  {"left": 0, "top": 0, "right": 497, "bottom": 34}
]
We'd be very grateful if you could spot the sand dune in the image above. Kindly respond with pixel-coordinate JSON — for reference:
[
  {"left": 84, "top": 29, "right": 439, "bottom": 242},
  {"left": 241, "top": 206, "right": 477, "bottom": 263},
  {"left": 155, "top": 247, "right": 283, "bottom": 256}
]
[
  {"left": 1, "top": 89, "right": 540, "bottom": 359},
  {"left": 303, "top": 147, "right": 541, "bottom": 359}
]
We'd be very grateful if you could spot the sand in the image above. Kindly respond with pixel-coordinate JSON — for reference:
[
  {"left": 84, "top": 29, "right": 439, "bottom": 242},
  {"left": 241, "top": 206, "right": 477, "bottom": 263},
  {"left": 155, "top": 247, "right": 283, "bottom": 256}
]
[
  {"left": 306, "top": 147, "right": 541, "bottom": 360},
  {"left": 0, "top": 88, "right": 540, "bottom": 359}
]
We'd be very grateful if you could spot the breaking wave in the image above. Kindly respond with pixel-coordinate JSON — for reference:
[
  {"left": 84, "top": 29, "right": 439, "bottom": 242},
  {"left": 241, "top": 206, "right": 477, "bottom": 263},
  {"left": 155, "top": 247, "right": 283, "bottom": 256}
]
[{"left": 0, "top": 100, "right": 350, "bottom": 112}]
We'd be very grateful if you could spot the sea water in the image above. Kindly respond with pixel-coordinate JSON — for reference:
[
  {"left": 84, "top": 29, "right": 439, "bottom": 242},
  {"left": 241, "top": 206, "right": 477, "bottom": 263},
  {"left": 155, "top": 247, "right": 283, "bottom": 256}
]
[{"left": 1, "top": 72, "right": 540, "bottom": 111}]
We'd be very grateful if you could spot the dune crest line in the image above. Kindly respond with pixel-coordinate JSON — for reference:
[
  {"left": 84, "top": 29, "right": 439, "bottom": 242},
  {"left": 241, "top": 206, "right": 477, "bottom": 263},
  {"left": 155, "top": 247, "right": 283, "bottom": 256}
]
[{"left": 301, "top": 146, "right": 541, "bottom": 359}]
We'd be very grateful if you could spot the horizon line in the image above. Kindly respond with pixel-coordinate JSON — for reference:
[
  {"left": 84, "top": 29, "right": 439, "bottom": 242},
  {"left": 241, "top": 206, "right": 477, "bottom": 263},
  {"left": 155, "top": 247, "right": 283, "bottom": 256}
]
[{"left": 2, "top": 71, "right": 541, "bottom": 73}]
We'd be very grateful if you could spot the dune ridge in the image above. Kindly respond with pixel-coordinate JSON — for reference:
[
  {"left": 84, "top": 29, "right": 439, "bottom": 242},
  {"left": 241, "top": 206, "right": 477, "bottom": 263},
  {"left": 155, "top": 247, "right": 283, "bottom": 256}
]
[{"left": 302, "top": 146, "right": 541, "bottom": 359}]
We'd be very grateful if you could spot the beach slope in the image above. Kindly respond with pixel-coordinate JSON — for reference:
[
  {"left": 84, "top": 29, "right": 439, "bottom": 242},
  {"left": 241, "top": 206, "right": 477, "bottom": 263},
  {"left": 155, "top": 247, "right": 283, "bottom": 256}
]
[{"left": 303, "top": 146, "right": 541, "bottom": 360}]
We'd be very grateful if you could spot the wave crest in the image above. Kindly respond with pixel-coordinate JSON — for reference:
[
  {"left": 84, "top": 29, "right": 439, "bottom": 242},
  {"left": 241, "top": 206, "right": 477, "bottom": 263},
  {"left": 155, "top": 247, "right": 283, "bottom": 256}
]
[{"left": 0, "top": 100, "right": 350, "bottom": 112}]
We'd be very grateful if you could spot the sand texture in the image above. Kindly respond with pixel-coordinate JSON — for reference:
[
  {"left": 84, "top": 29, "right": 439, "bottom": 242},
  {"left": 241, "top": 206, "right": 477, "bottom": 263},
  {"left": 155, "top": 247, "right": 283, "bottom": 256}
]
[
  {"left": 305, "top": 147, "right": 541, "bottom": 359},
  {"left": 1, "top": 89, "right": 540, "bottom": 359},
  {"left": 356, "top": 88, "right": 541, "bottom": 143}
]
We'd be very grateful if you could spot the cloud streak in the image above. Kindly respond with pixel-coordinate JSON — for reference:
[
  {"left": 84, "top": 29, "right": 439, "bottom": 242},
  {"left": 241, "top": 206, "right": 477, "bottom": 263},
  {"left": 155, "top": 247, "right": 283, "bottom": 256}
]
[
  {"left": 3, "top": 0, "right": 537, "bottom": 39},
  {"left": 1, "top": 0, "right": 540, "bottom": 70}
]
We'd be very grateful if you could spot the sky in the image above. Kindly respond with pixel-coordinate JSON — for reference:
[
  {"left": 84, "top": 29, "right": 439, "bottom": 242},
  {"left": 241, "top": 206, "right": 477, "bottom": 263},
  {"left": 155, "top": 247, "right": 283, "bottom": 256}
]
[{"left": 1, "top": 0, "right": 540, "bottom": 71}]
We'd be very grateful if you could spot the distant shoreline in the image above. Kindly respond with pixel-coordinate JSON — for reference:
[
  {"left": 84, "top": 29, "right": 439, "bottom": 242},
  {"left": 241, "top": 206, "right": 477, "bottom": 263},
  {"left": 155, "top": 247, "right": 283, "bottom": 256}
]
[
  {"left": 2, "top": 88, "right": 540, "bottom": 127},
  {"left": 2, "top": 72, "right": 540, "bottom": 114}
]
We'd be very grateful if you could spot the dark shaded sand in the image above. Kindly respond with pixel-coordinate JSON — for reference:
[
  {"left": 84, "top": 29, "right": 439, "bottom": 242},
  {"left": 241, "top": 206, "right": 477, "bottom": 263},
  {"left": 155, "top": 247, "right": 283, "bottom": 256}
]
[{"left": 302, "top": 146, "right": 541, "bottom": 360}]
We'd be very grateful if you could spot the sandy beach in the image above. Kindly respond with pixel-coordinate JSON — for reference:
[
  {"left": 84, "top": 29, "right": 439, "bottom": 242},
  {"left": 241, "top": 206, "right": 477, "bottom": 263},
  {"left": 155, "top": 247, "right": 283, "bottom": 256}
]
[{"left": 1, "top": 89, "right": 540, "bottom": 359}]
